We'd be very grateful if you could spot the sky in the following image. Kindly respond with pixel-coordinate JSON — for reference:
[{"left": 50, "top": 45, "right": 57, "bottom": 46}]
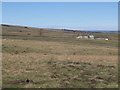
[{"left": 2, "top": 2, "right": 118, "bottom": 31}]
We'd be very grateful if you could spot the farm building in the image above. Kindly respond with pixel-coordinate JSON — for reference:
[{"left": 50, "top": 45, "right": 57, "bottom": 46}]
[
  {"left": 94, "top": 36, "right": 109, "bottom": 40},
  {"left": 76, "top": 35, "right": 88, "bottom": 39},
  {"left": 76, "top": 35, "right": 109, "bottom": 40},
  {"left": 88, "top": 35, "right": 94, "bottom": 39},
  {"left": 76, "top": 35, "right": 94, "bottom": 39}
]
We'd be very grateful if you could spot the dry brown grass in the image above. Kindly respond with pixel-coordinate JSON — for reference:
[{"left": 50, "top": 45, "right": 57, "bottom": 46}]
[
  {"left": 2, "top": 39, "right": 118, "bottom": 88},
  {"left": 3, "top": 53, "right": 117, "bottom": 66}
]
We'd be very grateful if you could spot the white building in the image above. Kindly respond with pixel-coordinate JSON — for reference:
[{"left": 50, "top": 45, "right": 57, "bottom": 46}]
[
  {"left": 76, "top": 35, "right": 94, "bottom": 39},
  {"left": 88, "top": 35, "right": 94, "bottom": 39}
]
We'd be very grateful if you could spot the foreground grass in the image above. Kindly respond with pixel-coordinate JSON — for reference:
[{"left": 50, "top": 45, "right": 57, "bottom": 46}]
[
  {"left": 3, "top": 56, "right": 118, "bottom": 88},
  {"left": 2, "top": 39, "right": 118, "bottom": 88}
]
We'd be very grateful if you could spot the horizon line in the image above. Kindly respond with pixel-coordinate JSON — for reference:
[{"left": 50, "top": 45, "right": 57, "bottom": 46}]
[{"left": 1, "top": 23, "right": 118, "bottom": 31}]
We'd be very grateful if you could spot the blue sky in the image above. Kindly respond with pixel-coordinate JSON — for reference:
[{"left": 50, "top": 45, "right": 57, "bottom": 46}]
[{"left": 2, "top": 2, "right": 118, "bottom": 31}]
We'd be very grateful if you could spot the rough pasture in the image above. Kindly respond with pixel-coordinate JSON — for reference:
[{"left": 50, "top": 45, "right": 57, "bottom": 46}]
[
  {"left": 2, "top": 39, "right": 118, "bottom": 88},
  {"left": 2, "top": 25, "right": 118, "bottom": 88}
]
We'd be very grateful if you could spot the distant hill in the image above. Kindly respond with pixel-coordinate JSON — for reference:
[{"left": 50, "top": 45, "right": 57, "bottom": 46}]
[
  {"left": 94, "top": 31, "right": 118, "bottom": 34},
  {"left": 1, "top": 24, "right": 118, "bottom": 35}
]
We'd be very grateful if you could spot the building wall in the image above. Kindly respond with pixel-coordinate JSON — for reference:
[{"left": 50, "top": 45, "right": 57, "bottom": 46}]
[
  {"left": 83, "top": 36, "right": 89, "bottom": 39},
  {"left": 95, "top": 38, "right": 105, "bottom": 40}
]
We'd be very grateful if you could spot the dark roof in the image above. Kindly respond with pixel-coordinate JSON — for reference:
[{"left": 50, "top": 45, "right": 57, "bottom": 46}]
[
  {"left": 94, "top": 36, "right": 108, "bottom": 38},
  {"left": 80, "top": 35, "right": 89, "bottom": 36}
]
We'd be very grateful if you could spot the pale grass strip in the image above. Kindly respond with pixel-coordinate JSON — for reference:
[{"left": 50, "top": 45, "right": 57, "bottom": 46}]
[{"left": 3, "top": 53, "right": 118, "bottom": 66}]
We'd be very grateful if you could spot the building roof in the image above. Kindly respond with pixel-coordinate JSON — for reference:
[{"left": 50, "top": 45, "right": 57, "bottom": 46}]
[{"left": 94, "top": 36, "right": 108, "bottom": 38}]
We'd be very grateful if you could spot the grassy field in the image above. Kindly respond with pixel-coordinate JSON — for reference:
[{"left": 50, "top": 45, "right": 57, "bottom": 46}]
[{"left": 2, "top": 25, "right": 118, "bottom": 88}]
